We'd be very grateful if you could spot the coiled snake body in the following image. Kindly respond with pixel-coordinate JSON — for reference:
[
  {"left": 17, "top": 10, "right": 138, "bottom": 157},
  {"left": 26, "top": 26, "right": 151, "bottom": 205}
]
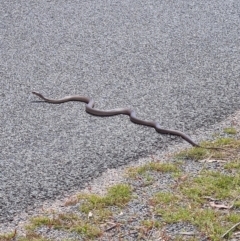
[{"left": 32, "top": 91, "right": 219, "bottom": 149}]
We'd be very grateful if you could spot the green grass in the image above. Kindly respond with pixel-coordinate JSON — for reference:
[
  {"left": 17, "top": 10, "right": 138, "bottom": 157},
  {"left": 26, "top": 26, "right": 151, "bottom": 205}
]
[
  {"left": 151, "top": 192, "right": 179, "bottom": 205},
  {"left": 27, "top": 216, "right": 51, "bottom": 228},
  {"left": 175, "top": 137, "right": 240, "bottom": 161},
  {"left": 78, "top": 183, "right": 132, "bottom": 213},
  {"left": 214, "top": 137, "right": 240, "bottom": 147},
  {"left": 154, "top": 194, "right": 240, "bottom": 241},
  {"left": 180, "top": 171, "right": 240, "bottom": 201},
  {"left": 27, "top": 213, "right": 101, "bottom": 239},
  {"left": 150, "top": 166, "right": 240, "bottom": 241},
  {"left": 156, "top": 203, "right": 240, "bottom": 241},
  {"left": 223, "top": 127, "right": 237, "bottom": 135},
  {"left": 126, "top": 161, "right": 179, "bottom": 178},
  {"left": 175, "top": 146, "right": 209, "bottom": 161},
  {"left": 146, "top": 134, "right": 240, "bottom": 240},
  {"left": 224, "top": 159, "right": 240, "bottom": 170}
]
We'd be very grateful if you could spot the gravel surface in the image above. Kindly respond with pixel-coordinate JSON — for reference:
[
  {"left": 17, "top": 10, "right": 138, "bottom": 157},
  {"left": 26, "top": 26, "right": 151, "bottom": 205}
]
[
  {"left": 1, "top": 0, "right": 240, "bottom": 229},
  {"left": 1, "top": 109, "right": 240, "bottom": 240}
]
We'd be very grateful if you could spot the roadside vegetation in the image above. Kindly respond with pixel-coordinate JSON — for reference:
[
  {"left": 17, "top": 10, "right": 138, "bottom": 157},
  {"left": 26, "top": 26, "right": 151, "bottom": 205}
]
[{"left": 0, "top": 127, "right": 239, "bottom": 240}]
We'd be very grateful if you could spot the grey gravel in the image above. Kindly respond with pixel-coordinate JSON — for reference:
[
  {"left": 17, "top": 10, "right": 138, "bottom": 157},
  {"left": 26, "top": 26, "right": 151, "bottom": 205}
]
[
  {"left": 0, "top": 0, "right": 240, "bottom": 230},
  {"left": 1, "top": 110, "right": 240, "bottom": 239}
]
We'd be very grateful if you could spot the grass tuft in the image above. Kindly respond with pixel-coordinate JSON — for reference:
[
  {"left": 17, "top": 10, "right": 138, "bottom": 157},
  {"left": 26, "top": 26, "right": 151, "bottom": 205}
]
[
  {"left": 175, "top": 147, "right": 208, "bottom": 161},
  {"left": 78, "top": 183, "right": 132, "bottom": 214},
  {"left": 223, "top": 127, "right": 237, "bottom": 135},
  {"left": 104, "top": 183, "right": 132, "bottom": 206},
  {"left": 126, "top": 161, "right": 179, "bottom": 178},
  {"left": 27, "top": 213, "right": 101, "bottom": 239},
  {"left": 152, "top": 192, "right": 179, "bottom": 205},
  {"left": 175, "top": 137, "right": 240, "bottom": 162},
  {"left": 224, "top": 159, "right": 240, "bottom": 170}
]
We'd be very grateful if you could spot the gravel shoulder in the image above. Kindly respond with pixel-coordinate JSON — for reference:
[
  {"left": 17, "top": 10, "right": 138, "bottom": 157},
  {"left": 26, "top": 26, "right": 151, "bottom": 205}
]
[{"left": 1, "top": 110, "right": 240, "bottom": 241}]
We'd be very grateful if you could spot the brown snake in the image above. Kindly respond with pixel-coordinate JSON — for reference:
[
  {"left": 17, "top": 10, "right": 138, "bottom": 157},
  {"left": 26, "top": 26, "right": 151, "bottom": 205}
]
[{"left": 32, "top": 91, "right": 222, "bottom": 150}]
